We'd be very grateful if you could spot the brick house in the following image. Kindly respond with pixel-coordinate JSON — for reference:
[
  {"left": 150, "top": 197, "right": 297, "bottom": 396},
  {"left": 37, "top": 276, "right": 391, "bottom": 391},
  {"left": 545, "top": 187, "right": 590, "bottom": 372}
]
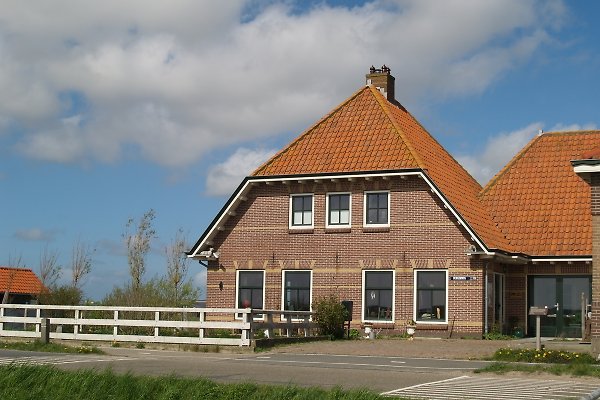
[{"left": 188, "top": 66, "right": 600, "bottom": 338}]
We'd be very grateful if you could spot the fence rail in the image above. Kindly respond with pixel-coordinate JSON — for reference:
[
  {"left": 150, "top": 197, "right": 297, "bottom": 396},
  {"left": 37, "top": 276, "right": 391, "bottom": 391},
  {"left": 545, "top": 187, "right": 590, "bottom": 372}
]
[{"left": 0, "top": 304, "right": 317, "bottom": 347}]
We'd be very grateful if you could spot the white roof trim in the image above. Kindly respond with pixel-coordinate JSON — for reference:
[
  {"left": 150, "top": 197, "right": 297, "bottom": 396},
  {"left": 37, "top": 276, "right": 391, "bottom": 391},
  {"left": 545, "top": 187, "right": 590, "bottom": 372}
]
[
  {"left": 531, "top": 257, "right": 592, "bottom": 262},
  {"left": 188, "top": 170, "right": 493, "bottom": 258},
  {"left": 574, "top": 165, "right": 600, "bottom": 174}
]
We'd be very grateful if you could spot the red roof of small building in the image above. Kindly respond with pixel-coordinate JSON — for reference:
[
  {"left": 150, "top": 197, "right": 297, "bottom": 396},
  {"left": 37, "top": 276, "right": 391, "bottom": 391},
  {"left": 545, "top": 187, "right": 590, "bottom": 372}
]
[
  {"left": 0, "top": 267, "right": 45, "bottom": 295},
  {"left": 480, "top": 131, "right": 600, "bottom": 256},
  {"left": 253, "top": 85, "right": 511, "bottom": 251}
]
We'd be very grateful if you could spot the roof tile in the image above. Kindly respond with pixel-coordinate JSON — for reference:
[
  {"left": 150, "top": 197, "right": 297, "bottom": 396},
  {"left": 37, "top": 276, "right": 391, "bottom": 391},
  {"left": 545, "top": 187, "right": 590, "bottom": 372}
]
[
  {"left": 253, "top": 86, "right": 510, "bottom": 250},
  {"left": 480, "top": 131, "right": 600, "bottom": 256},
  {"left": 0, "top": 267, "right": 45, "bottom": 295}
]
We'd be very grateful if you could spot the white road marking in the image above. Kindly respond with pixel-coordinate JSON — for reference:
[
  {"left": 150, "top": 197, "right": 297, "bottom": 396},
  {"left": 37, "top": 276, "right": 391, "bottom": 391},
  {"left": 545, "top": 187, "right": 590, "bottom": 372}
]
[
  {"left": 0, "top": 355, "right": 138, "bottom": 366},
  {"left": 382, "top": 376, "right": 600, "bottom": 399},
  {"left": 380, "top": 376, "right": 469, "bottom": 395},
  {"left": 236, "top": 357, "right": 473, "bottom": 370}
]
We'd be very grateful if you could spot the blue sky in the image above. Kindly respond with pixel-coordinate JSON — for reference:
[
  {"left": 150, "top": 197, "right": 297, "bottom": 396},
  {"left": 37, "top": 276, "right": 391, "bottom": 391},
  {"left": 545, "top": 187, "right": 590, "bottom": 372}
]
[{"left": 1, "top": 0, "right": 599, "bottom": 300}]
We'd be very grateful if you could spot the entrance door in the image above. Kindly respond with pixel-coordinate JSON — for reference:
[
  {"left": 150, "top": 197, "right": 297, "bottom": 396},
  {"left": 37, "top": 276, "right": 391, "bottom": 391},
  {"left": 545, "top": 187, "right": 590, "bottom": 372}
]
[
  {"left": 492, "top": 273, "right": 505, "bottom": 330},
  {"left": 527, "top": 275, "right": 591, "bottom": 338}
]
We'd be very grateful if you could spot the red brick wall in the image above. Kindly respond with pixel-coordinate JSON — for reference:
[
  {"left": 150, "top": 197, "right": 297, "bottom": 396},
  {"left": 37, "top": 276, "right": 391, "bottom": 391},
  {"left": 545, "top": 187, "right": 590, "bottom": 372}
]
[
  {"left": 590, "top": 174, "right": 600, "bottom": 349},
  {"left": 205, "top": 175, "right": 485, "bottom": 336}
]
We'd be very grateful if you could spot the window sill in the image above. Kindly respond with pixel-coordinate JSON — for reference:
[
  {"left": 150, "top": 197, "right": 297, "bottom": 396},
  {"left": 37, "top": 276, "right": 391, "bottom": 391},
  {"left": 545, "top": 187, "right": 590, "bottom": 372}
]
[
  {"left": 416, "top": 323, "right": 448, "bottom": 330},
  {"left": 288, "top": 228, "right": 314, "bottom": 234},
  {"left": 362, "top": 226, "right": 390, "bottom": 233},
  {"left": 325, "top": 227, "right": 352, "bottom": 233}
]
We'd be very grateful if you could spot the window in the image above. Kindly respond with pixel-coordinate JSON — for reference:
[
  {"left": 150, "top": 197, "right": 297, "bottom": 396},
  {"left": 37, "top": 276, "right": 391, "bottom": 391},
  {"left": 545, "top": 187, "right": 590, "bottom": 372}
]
[
  {"left": 282, "top": 271, "right": 311, "bottom": 312},
  {"left": 363, "top": 270, "right": 394, "bottom": 322},
  {"left": 415, "top": 270, "right": 447, "bottom": 323},
  {"left": 327, "top": 193, "right": 351, "bottom": 227},
  {"left": 364, "top": 191, "right": 389, "bottom": 226},
  {"left": 237, "top": 270, "right": 264, "bottom": 310},
  {"left": 290, "top": 194, "right": 313, "bottom": 228}
]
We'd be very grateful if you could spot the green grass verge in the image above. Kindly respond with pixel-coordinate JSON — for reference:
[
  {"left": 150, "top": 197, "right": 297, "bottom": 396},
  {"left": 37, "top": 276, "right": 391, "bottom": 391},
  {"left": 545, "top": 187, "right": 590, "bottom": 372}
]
[
  {"left": 489, "top": 347, "right": 597, "bottom": 364},
  {"left": 0, "top": 340, "right": 103, "bottom": 354},
  {"left": 0, "top": 364, "right": 386, "bottom": 400},
  {"left": 476, "top": 362, "right": 600, "bottom": 377}
]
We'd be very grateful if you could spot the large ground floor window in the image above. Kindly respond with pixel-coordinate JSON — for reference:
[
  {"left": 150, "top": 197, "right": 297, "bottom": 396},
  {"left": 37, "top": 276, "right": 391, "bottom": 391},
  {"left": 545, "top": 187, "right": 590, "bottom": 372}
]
[
  {"left": 363, "top": 270, "right": 394, "bottom": 322},
  {"left": 282, "top": 270, "right": 311, "bottom": 311},
  {"left": 237, "top": 270, "right": 264, "bottom": 310},
  {"left": 415, "top": 270, "right": 447, "bottom": 323}
]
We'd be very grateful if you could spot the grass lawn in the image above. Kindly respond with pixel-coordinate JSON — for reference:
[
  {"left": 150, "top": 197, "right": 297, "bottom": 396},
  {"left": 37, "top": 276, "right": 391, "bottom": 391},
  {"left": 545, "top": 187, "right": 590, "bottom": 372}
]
[
  {"left": 0, "top": 340, "right": 103, "bottom": 354},
  {"left": 0, "top": 364, "right": 387, "bottom": 400},
  {"left": 476, "top": 347, "right": 600, "bottom": 377}
]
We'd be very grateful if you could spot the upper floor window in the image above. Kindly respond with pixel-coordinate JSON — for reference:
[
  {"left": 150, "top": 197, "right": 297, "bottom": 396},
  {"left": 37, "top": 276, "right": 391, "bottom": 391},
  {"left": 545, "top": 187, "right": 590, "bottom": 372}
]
[
  {"left": 327, "top": 193, "right": 351, "bottom": 227},
  {"left": 364, "top": 191, "right": 389, "bottom": 226},
  {"left": 290, "top": 194, "right": 313, "bottom": 228}
]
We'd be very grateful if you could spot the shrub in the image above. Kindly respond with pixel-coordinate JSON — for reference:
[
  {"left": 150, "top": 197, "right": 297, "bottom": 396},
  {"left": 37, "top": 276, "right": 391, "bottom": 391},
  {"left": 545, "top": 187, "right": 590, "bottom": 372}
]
[
  {"left": 312, "top": 295, "right": 348, "bottom": 339},
  {"left": 492, "top": 348, "right": 597, "bottom": 364}
]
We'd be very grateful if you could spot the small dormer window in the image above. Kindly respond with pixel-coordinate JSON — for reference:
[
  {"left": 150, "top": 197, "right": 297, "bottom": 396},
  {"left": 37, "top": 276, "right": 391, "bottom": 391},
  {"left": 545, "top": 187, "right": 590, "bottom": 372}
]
[{"left": 290, "top": 194, "right": 313, "bottom": 228}]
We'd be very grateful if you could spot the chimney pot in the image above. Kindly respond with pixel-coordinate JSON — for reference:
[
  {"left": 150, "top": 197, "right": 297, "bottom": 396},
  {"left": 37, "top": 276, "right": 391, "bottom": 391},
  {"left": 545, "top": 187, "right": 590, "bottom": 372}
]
[{"left": 365, "top": 65, "right": 395, "bottom": 102}]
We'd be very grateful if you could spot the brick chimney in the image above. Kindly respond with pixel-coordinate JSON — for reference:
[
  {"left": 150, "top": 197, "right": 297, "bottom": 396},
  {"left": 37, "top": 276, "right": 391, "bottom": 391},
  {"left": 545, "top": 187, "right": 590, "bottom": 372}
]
[{"left": 366, "top": 65, "right": 395, "bottom": 102}]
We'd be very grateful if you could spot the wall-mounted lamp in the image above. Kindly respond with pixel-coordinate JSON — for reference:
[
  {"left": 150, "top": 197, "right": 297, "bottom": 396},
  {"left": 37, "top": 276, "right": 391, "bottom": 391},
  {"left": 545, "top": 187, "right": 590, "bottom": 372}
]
[{"left": 219, "top": 281, "right": 224, "bottom": 291}]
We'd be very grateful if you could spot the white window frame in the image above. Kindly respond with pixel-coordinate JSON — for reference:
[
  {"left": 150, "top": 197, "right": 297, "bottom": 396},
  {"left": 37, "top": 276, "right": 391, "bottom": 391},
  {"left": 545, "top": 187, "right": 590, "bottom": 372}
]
[
  {"left": 363, "top": 190, "right": 390, "bottom": 227},
  {"left": 361, "top": 269, "right": 395, "bottom": 324},
  {"left": 289, "top": 193, "right": 314, "bottom": 229},
  {"left": 280, "top": 270, "right": 313, "bottom": 321},
  {"left": 235, "top": 270, "right": 265, "bottom": 320},
  {"left": 413, "top": 269, "right": 448, "bottom": 324},
  {"left": 325, "top": 192, "right": 352, "bottom": 228}
]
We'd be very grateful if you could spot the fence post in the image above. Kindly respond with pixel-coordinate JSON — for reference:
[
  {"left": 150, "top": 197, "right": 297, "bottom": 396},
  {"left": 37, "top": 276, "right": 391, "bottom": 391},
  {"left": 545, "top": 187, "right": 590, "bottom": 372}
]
[
  {"left": 286, "top": 313, "right": 292, "bottom": 338},
  {"left": 199, "top": 311, "right": 205, "bottom": 340},
  {"left": 154, "top": 311, "right": 160, "bottom": 338},
  {"left": 266, "top": 313, "right": 274, "bottom": 339},
  {"left": 40, "top": 318, "right": 50, "bottom": 344},
  {"left": 35, "top": 308, "right": 40, "bottom": 333},
  {"left": 74, "top": 309, "right": 79, "bottom": 337},
  {"left": 113, "top": 310, "right": 118, "bottom": 340},
  {"left": 303, "top": 314, "right": 310, "bottom": 337},
  {"left": 241, "top": 310, "right": 252, "bottom": 346},
  {"left": 0, "top": 306, "right": 3, "bottom": 332}
]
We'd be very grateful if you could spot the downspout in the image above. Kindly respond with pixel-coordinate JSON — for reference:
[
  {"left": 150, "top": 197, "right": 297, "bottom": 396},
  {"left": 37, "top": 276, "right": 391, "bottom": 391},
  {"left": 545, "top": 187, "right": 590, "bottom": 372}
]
[{"left": 484, "top": 262, "right": 489, "bottom": 335}]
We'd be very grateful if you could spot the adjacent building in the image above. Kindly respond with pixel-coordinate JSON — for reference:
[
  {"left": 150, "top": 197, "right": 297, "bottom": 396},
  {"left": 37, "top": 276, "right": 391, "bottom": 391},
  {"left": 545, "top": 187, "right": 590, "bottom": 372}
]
[{"left": 188, "top": 66, "right": 599, "bottom": 338}]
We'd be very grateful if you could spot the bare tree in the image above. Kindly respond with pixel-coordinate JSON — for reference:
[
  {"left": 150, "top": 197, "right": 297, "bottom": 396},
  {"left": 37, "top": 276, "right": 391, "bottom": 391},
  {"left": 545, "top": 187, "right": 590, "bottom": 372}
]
[
  {"left": 39, "top": 246, "right": 61, "bottom": 290},
  {"left": 123, "top": 209, "right": 156, "bottom": 291},
  {"left": 165, "top": 228, "right": 189, "bottom": 303},
  {"left": 3, "top": 254, "right": 28, "bottom": 303},
  {"left": 71, "top": 239, "right": 94, "bottom": 289}
]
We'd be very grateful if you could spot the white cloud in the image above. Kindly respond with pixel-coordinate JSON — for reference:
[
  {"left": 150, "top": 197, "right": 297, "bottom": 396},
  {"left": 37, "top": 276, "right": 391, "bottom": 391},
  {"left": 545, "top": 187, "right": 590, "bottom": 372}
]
[
  {"left": 457, "top": 121, "right": 598, "bottom": 184},
  {"left": 14, "top": 228, "right": 59, "bottom": 242},
  {"left": 0, "top": 1, "right": 566, "bottom": 167},
  {"left": 206, "top": 147, "right": 277, "bottom": 196}
]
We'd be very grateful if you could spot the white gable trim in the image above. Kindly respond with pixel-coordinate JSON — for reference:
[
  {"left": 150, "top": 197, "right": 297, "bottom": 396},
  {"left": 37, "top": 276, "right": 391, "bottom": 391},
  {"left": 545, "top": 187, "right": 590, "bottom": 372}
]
[{"left": 188, "top": 170, "right": 493, "bottom": 258}]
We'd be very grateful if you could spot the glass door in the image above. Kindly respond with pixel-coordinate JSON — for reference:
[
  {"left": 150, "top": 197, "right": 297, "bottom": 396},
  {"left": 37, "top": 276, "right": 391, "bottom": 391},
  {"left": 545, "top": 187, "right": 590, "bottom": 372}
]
[{"left": 527, "top": 275, "right": 591, "bottom": 338}]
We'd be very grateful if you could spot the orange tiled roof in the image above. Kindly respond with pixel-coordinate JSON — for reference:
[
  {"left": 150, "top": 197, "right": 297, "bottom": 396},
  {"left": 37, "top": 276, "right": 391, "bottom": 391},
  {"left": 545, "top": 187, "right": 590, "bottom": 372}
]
[
  {"left": 253, "top": 86, "right": 510, "bottom": 250},
  {"left": 582, "top": 146, "right": 600, "bottom": 159},
  {"left": 480, "top": 131, "right": 600, "bottom": 256},
  {"left": 0, "top": 267, "right": 44, "bottom": 295}
]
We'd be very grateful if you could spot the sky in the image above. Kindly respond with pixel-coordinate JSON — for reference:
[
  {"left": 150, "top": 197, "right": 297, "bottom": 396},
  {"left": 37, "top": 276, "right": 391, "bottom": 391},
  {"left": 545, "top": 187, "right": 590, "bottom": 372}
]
[{"left": 1, "top": 0, "right": 599, "bottom": 300}]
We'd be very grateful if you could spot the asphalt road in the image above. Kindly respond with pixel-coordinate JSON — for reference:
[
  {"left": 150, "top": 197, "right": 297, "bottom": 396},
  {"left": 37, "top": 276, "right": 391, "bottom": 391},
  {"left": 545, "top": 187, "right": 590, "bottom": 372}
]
[
  {"left": 0, "top": 347, "right": 484, "bottom": 392},
  {"left": 1, "top": 348, "right": 599, "bottom": 399}
]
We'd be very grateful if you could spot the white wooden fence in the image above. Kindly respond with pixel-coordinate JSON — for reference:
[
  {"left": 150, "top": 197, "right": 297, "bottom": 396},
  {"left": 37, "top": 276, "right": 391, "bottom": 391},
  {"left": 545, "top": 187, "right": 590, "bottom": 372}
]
[{"left": 0, "top": 304, "right": 317, "bottom": 347}]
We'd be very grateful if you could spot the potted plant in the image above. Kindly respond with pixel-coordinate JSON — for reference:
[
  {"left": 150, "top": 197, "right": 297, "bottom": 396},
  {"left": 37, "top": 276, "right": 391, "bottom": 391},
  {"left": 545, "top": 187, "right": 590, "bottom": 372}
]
[{"left": 406, "top": 319, "right": 417, "bottom": 338}]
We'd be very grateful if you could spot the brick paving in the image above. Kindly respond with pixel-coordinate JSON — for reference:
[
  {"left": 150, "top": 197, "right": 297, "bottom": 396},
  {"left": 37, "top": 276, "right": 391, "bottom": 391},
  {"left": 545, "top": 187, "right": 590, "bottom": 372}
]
[{"left": 266, "top": 337, "right": 594, "bottom": 360}]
